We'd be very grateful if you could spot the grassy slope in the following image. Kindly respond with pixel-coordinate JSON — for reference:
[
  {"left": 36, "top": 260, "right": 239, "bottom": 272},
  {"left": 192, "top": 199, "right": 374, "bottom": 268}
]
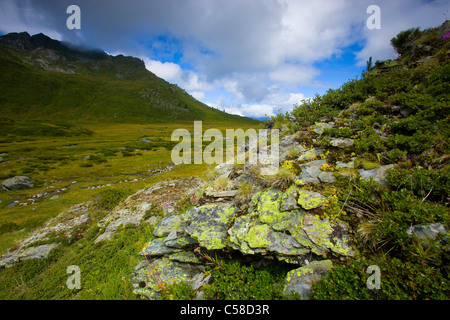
[{"left": 0, "top": 45, "right": 259, "bottom": 126}]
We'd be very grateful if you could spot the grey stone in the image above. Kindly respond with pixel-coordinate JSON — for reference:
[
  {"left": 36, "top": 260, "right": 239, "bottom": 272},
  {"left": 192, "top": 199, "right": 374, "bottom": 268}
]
[
  {"left": 358, "top": 164, "right": 394, "bottom": 188},
  {"left": 406, "top": 223, "right": 447, "bottom": 241},
  {"left": 0, "top": 243, "right": 59, "bottom": 269},
  {"left": 318, "top": 171, "right": 336, "bottom": 184},
  {"left": 298, "top": 159, "right": 326, "bottom": 184},
  {"left": 283, "top": 260, "right": 333, "bottom": 299},
  {"left": 336, "top": 158, "right": 355, "bottom": 168},
  {"left": 2, "top": 176, "right": 34, "bottom": 190},
  {"left": 311, "top": 122, "right": 334, "bottom": 135},
  {"left": 330, "top": 138, "right": 354, "bottom": 148},
  {"left": 131, "top": 257, "right": 205, "bottom": 300},
  {"left": 298, "top": 148, "right": 323, "bottom": 161},
  {"left": 212, "top": 190, "right": 238, "bottom": 198},
  {"left": 140, "top": 237, "right": 182, "bottom": 256}
]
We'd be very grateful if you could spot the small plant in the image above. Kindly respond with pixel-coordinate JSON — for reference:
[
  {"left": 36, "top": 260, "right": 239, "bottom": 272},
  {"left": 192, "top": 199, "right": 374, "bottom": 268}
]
[
  {"left": 259, "top": 167, "right": 295, "bottom": 190},
  {"left": 96, "top": 188, "right": 131, "bottom": 211},
  {"left": 236, "top": 182, "right": 254, "bottom": 202}
]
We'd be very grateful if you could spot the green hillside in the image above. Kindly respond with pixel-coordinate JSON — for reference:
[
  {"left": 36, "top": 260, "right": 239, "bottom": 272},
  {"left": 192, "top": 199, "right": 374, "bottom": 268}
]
[{"left": 0, "top": 32, "right": 259, "bottom": 126}]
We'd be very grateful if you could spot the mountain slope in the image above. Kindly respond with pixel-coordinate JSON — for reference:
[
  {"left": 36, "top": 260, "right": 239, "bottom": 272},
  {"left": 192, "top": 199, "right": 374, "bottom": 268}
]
[{"left": 0, "top": 32, "right": 259, "bottom": 125}]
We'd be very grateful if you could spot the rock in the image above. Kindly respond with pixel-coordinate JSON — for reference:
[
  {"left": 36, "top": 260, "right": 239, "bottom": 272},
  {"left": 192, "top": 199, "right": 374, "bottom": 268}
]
[
  {"left": 0, "top": 243, "right": 59, "bottom": 269},
  {"left": 212, "top": 190, "right": 238, "bottom": 198},
  {"left": 49, "top": 195, "right": 59, "bottom": 200},
  {"left": 311, "top": 122, "right": 334, "bottom": 135},
  {"left": 298, "top": 147, "right": 323, "bottom": 161},
  {"left": 297, "top": 190, "right": 326, "bottom": 210},
  {"left": 130, "top": 257, "right": 205, "bottom": 300},
  {"left": 298, "top": 159, "right": 327, "bottom": 184},
  {"left": 184, "top": 204, "right": 237, "bottom": 250},
  {"left": 2, "top": 176, "right": 34, "bottom": 190},
  {"left": 0, "top": 157, "right": 4, "bottom": 163},
  {"left": 215, "top": 159, "right": 235, "bottom": 175},
  {"left": 283, "top": 260, "right": 333, "bottom": 299},
  {"left": 330, "top": 138, "right": 354, "bottom": 148},
  {"left": 336, "top": 158, "right": 356, "bottom": 168},
  {"left": 358, "top": 164, "right": 394, "bottom": 188},
  {"left": 318, "top": 171, "right": 336, "bottom": 184},
  {"left": 406, "top": 223, "right": 447, "bottom": 241},
  {"left": 229, "top": 187, "right": 355, "bottom": 260},
  {"left": 95, "top": 207, "right": 146, "bottom": 243}
]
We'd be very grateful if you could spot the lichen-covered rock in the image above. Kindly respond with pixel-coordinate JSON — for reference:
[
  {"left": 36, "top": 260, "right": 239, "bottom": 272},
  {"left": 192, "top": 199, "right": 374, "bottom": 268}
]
[
  {"left": 228, "top": 187, "right": 355, "bottom": 260},
  {"left": 184, "top": 203, "right": 237, "bottom": 250},
  {"left": 131, "top": 257, "right": 205, "bottom": 300},
  {"left": 297, "top": 190, "right": 326, "bottom": 210},
  {"left": 2, "top": 175, "right": 34, "bottom": 190},
  {"left": 283, "top": 260, "right": 333, "bottom": 299},
  {"left": 0, "top": 243, "right": 59, "bottom": 268},
  {"left": 298, "top": 148, "right": 324, "bottom": 162},
  {"left": 311, "top": 122, "right": 334, "bottom": 135}
]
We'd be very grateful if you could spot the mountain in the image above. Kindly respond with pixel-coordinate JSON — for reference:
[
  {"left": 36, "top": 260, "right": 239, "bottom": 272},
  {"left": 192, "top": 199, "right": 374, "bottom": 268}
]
[{"left": 0, "top": 32, "right": 259, "bottom": 125}]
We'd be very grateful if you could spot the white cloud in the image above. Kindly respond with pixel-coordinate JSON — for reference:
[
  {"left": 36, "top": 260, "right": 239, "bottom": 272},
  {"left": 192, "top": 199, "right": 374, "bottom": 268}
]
[{"left": 142, "top": 58, "right": 181, "bottom": 82}]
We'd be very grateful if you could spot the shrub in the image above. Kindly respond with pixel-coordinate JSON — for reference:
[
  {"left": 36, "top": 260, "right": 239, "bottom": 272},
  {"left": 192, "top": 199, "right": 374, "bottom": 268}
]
[
  {"left": 310, "top": 255, "right": 448, "bottom": 300},
  {"left": 202, "top": 260, "right": 289, "bottom": 300},
  {"left": 386, "top": 166, "right": 449, "bottom": 202},
  {"left": 96, "top": 188, "right": 131, "bottom": 211}
]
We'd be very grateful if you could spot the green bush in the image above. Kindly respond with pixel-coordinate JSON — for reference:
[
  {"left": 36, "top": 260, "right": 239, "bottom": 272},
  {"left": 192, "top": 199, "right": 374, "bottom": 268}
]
[
  {"left": 386, "top": 166, "right": 449, "bottom": 201},
  {"left": 96, "top": 188, "right": 132, "bottom": 211},
  {"left": 202, "top": 260, "right": 290, "bottom": 300},
  {"left": 310, "top": 255, "right": 448, "bottom": 300}
]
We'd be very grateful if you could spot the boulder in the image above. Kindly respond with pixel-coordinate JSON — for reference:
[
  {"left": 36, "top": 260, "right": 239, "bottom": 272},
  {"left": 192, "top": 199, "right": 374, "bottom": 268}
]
[
  {"left": 283, "top": 260, "right": 333, "bottom": 299},
  {"left": 184, "top": 204, "right": 237, "bottom": 250},
  {"left": 2, "top": 176, "right": 34, "bottom": 190}
]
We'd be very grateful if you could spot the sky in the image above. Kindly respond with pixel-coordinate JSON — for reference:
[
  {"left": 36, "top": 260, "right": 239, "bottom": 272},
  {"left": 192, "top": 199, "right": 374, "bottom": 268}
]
[{"left": 0, "top": 0, "right": 448, "bottom": 119}]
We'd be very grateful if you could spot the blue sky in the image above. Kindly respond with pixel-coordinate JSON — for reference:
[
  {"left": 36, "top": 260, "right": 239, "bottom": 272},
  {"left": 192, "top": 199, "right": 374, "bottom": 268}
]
[{"left": 0, "top": 0, "right": 448, "bottom": 119}]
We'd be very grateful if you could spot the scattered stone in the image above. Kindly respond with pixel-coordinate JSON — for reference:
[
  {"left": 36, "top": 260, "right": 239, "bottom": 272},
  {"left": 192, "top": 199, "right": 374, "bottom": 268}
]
[
  {"left": 283, "top": 260, "right": 333, "bottom": 299},
  {"left": 0, "top": 157, "right": 4, "bottom": 163},
  {"left": 311, "top": 122, "right": 334, "bottom": 135},
  {"left": 358, "top": 164, "right": 394, "bottom": 188},
  {"left": 318, "top": 171, "right": 336, "bottom": 184},
  {"left": 298, "top": 159, "right": 327, "bottom": 184},
  {"left": 336, "top": 158, "right": 356, "bottom": 168},
  {"left": 406, "top": 223, "right": 447, "bottom": 241},
  {"left": 49, "top": 195, "right": 59, "bottom": 200},
  {"left": 298, "top": 148, "right": 323, "bottom": 162},
  {"left": 330, "top": 138, "right": 355, "bottom": 148},
  {"left": 2, "top": 176, "right": 34, "bottom": 190}
]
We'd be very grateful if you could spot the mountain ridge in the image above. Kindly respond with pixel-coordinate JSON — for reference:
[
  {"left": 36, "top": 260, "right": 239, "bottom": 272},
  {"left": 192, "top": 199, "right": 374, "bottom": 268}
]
[{"left": 0, "top": 32, "right": 259, "bottom": 125}]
